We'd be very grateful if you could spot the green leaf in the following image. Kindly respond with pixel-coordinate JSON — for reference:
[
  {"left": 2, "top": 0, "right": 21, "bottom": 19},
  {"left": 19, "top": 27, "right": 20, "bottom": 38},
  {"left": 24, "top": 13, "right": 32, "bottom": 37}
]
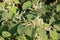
[
  {"left": 39, "top": 6, "right": 47, "bottom": 14},
  {"left": 26, "top": 14, "right": 34, "bottom": 21},
  {"left": 56, "top": 5, "right": 60, "bottom": 12},
  {"left": 42, "top": 23, "right": 49, "bottom": 29},
  {"left": 54, "top": 25, "right": 60, "bottom": 31},
  {"left": 9, "top": 24, "right": 18, "bottom": 34},
  {"left": 17, "top": 25, "right": 34, "bottom": 37},
  {"left": 17, "top": 25, "right": 26, "bottom": 35},
  {"left": 40, "top": 8, "right": 46, "bottom": 14},
  {"left": 49, "top": 17, "right": 55, "bottom": 25},
  {"left": 0, "top": 26, "right": 8, "bottom": 35},
  {"left": 57, "top": 33, "right": 60, "bottom": 40},
  {"left": 33, "top": 28, "right": 48, "bottom": 40},
  {"left": 26, "top": 11, "right": 38, "bottom": 21},
  {"left": 50, "top": 30, "right": 58, "bottom": 40},
  {"left": 25, "top": 26, "right": 34, "bottom": 37},
  {"left": 0, "top": 3, "right": 3, "bottom": 7},
  {"left": 2, "top": 31, "right": 11, "bottom": 38},
  {"left": 22, "top": 1, "right": 32, "bottom": 10},
  {"left": 8, "top": 6, "right": 17, "bottom": 13},
  {"left": 7, "top": 6, "right": 17, "bottom": 19}
]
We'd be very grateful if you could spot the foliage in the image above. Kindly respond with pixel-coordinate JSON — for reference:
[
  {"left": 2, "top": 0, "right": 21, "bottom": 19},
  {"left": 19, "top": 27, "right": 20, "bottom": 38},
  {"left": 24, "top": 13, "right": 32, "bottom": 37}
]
[{"left": 0, "top": 0, "right": 60, "bottom": 40}]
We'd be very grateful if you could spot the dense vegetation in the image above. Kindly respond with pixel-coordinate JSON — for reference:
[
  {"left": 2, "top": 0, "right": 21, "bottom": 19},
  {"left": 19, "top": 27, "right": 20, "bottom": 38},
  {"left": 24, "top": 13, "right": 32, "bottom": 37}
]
[{"left": 0, "top": 0, "right": 60, "bottom": 40}]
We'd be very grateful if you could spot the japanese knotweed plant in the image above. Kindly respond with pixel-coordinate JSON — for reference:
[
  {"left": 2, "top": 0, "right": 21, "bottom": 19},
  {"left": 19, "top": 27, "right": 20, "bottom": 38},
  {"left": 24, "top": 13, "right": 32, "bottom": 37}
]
[{"left": 0, "top": 0, "right": 60, "bottom": 40}]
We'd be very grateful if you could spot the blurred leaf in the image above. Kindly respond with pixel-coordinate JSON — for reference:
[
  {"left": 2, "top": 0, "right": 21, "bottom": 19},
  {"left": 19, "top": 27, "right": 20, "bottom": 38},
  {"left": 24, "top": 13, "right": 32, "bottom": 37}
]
[
  {"left": 25, "top": 26, "right": 34, "bottom": 37},
  {"left": 22, "top": 1, "right": 32, "bottom": 10},
  {"left": 54, "top": 25, "right": 60, "bottom": 31},
  {"left": 39, "top": 6, "right": 46, "bottom": 14},
  {"left": 43, "top": 23, "right": 49, "bottom": 29},
  {"left": 7, "top": 6, "right": 17, "bottom": 19},
  {"left": 9, "top": 24, "right": 18, "bottom": 34},
  {"left": 17, "top": 25, "right": 26, "bottom": 35},
  {"left": 2, "top": 31, "right": 11, "bottom": 38},
  {"left": 0, "top": 26, "right": 8, "bottom": 35},
  {"left": 49, "top": 17, "right": 55, "bottom": 25},
  {"left": 33, "top": 28, "right": 48, "bottom": 40},
  {"left": 26, "top": 11, "right": 38, "bottom": 21},
  {"left": 27, "top": 14, "right": 33, "bottom": 21},
  {"left": 57, "top": 33, "right": 60, "bottom": 40},
  {"left": 0, "top": 0, "right": 60, "bottom": 40},
  {"left": 17, "top": 25, "right": 34, "bottom": 37},
  {"left": 56, "top": 5, "right": 60, "bottom": 12},
  {"left": 50, "top": 30, "right": 58, "bottom": 40}
]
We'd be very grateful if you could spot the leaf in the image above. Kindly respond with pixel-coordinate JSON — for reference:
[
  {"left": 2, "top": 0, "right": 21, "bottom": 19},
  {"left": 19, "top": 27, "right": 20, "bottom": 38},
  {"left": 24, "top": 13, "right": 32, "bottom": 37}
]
[
  {"left": 9, "top": 24, "right": 18, "bottom": 34},
  {"left": 57, "top": 33, "right": 60, "bottom": 40},
  {"left": 26, "top": 11, "right": 38, "bottom": 21},
  {"left": 54, "top": 25, "right": 60, "bottom": 31},
  {"left": 2, "top": 31, "right": 11, "bottom": 38},
  {"left": 33, "top": 28, "right": 48, "bottom": 40},
  {"left": 0, "top": 3, "right": 3, "bottom": 7},
  {"left": 50, "top": 30, "right": 58, "bottom": 40},
  {"left": 25, "top": 26, "right": 34, "bottom": 37},
  {"left": 17, "top": 25, "right": 26, "bottom": 35},
  {"left": 17, "top": 25, "right": 34, "bottom": 37},
  {"left": 56, "top": 5, "right": 60, "bottom": 12},
  {"left": 0, "top": 26, "right": 8, "bottom": 35},
  {"left": 39, "top": 5, "right": 47, "bottom": 14},
  {"left": 43, "top": 23, "right": 49, "bottom": 29},
  {"left": 49, "top": 17, "right": 55, "bottom": 25},
  {"left": 22, "top": 1, "right": 32, "bottom": 10},
  {"left": 39, "top": 7, "right": 46, "bottom": 14},
  {"left": 7, "top": 6, "right": 17, "bottom": 19},
  {"left": 26, "top": 14, "right": 34, "bottom": 21}
]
